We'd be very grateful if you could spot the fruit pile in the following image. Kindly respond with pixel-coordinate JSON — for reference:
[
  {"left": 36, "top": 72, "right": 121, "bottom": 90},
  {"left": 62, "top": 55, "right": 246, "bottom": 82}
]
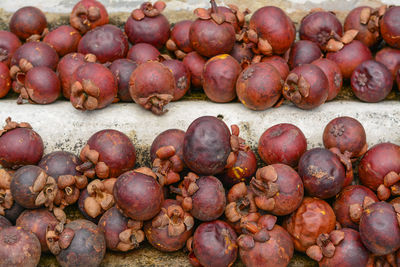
[{"left": 0, "top": 1, "right": 399, "bottom": 114}]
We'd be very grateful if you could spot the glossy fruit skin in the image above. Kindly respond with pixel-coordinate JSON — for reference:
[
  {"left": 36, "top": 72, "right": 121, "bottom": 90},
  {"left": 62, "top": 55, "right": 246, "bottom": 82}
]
[
  {"left": 249, "top": 6, "right": 295, "bottom": 55},
  {"left": 23, "top": 67, "right": 60, "bottom": 104},
  {"left": 125, "top": 13, "right": 170, "bottom": 49},
  {"left": 11, "top": 42, "right": 59, "bottom": 71},
  {"left": 312, "top": 58, "right": 342, "bottom": 101},
  {"left": 288, "top": 40, "right": 322, "bottom": 69},
  {"left": 326, "top": 40, "right": 372, "bottom": 79},
  {"left": 351, "top": 60, "right": 393, "bottom": 102},
  {"left": 203, "top": 54, "right": 241, "bottom": 103},
  {"left": 284, "top": 197, "right": 336, "bottom": 252},
  {"left": 69, "top": 0, "right": 109, "bottom": 34},
  {"left": 236, "top": 62, "right": 283, "bottom": 110},
  {"left": 220, "top": 150, "right": 257, "bottom": 188},
  {"left": 193, "top": 220, "right": 238, "bottom": 267},
  {"left": 333, "top": 185, "right": 378, "bottom": 230},
  {"left": 359, "top": 201, "right": 400, "bottom": 255},
  {"left": 43, "top": 25, "right": 81, "bottom": 57},
  {"left": 358, "top": 142, "right": 400, "bottom": 191},
  {"left": 299, "top": 11, "right": 343, "bottom": 51},
  {"left": 109, "top": 59, "right": 137, "bottom": 102},
  {"left": 9, "top": 6, "right": 47, "bottom": 40},
  {"left": 0, "top": 62, "right": 11, "bottom": 98},
  {"left": 113, "top": 170, "right": 163, "bottom": 221},
  {"left": 0, "top": 30, "right": 21, "bottom": 66},
  {"left": 161, "top": 59, "right": 190, "bottom": 101},
  {"left": 127, "top": 43, "right": 160, "bottom": 64},
  {"left": 323, "top": 116, "right": 367, "bottom": 158},
  {"left": 261, "top": 56, "right": 290, "bottom": 80},
  {"left": 57, "top": 53, "right": 89, "bottom": 99},
  {"left": 183, "top": 116, "right": 231, "bottom": 175},
  {"left": 0, "top": 215, "right": 11, "bottom": 231},
  {"left": 182, "top": 51, "right": 206, "bottom": 88},
  {"left": 375, "top": 47, "right": 400, "bottom": 80},
  {"left": 16, "top": 209, "right": 58, "bottom": 252},
  {"left": 258, "top": 123, "right": 307, "bottom": 168},
  {"left": 319, "top": 228, "right": 369, "bottom": 267},
  {"left": 169, "top": 20, "right": 193, "bottom": 53},
  {"left": 230, "top": 42, "right": 253, "bottom": 64},
  {"left": 56, "top": 219, "right": 106, "bottom": 267},
  {"left": 150, "top": 129, "right": 185, "bottom": 163},
  {"left": 78, "top": 24, "right": 128, "bottom": 64},
  {"left": 380, "top": 6, "right": 400, "bottom": 49},
  {"left": 38, "top": 150, "right": 82, "bottom": 175},
  {"left": 0, "top": 226, "right": 41, "bottom": 267}
]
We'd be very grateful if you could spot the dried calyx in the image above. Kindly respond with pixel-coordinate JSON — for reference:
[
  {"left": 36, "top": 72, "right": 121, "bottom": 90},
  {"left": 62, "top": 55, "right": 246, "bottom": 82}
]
[
  {"left": 152, "top": 203, "right": 194, "bottom": 237},
  {"left": 0, "top": 170, "right": 12, "bottom": 216},
  {"left": 131, "top": 1, "right": 166, "bottom": 20},
  {"left": 76, "top": 143, "right": 109, "bottom": 178},
  {"left": 306, "top": 230, "right": 346, "bottom": 262},
  {"left": 117, "top": 220, "right": 145, "bottom": 251},
  {"left": 225, "top": 124, "right": 250, "bottom": 169},
  {"left": 283, "top": 72, "right": 311, "bottom": 104},
  {"left": 244, "top": 27, "right": 274, "bottom": 56},
  {"left": 26, "top": 28, "right": 49, "bottom": 43},
  {"left": 70, "top": 3, "right": 102, "bottom": 33},
  {"left": 55, "top": 174, "right": 88, "bottom": 208},
  {"left": 249, "top": 166, "right": 280, "bottom": 211},
  {"left": 325, "top": 29, "right": 360, "bottom": 52},
  {"left": 368, "top": 253, "right": 398, "bottom": 267},
  {"left": 83, "top": 179, "right": 116, "bottom": 218},
  {"left": 29, "top": 169, "right": 58, "bottom": 210},
  {"left": 70, "top": 79, "right": 101, "bottom": 110},
  {"left": 170, "top": 172, "right": 199, "bottom": 212},
  {"left": 225, "top": 182, "right": 258, "bottom": 224},
  {"left": 9, "top": 58, "right": 33, "bottom": 94},
  {"left": 376, "top": 171, "right": 400, "bottom": 201},
  {"left": 45, "top": 208, "right": 73, "bottom": 255},
  {"left": 348, "top": 196, "right": 375, "bottom": 224},
  {"left": 359, "top": 6, "right": 386, "bottom": 38},
  {"left": 329, "top": 147, "right": 354, "bottom": 183},
  {"left": 137, "top": 93, "right": 173, "bottom": 116},
  {"left": 152, "top": 145, "right": 183, "bottom": 186}
]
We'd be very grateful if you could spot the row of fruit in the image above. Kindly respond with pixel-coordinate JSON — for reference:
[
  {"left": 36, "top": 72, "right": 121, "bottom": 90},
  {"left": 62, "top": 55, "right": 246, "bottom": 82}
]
[{"left": 0, "top": 1, "right": 399, "bottom": 114}]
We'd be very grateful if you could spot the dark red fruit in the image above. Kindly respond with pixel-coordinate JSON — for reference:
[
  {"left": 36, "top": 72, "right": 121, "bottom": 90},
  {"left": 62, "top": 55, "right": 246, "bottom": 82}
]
[
  {"left": 144, "top": 199, "right": 193, "bottom": 252},
  {"left": 300, "top": 10, "right": 343, "bottom": 51},
  {"left": 333, "top": 185, "right": 378, "bottom": 230},
  {"left": 261, "top": 55, "right": 290, "bottom": 80},
  {"left": 248, "top": 6, "right": 295, "bottom": 55},
  {"left": 129, "top": 61, "right": 174, "bottom": 115},
  {"left": 189, "top": 0, "right": 235, "bottom": 57},
  {"left": 258, "top": 123, "right": 307, "bottom": 168},
  {"left": 77, "top": 129, "right": 136, "bottom": 179},
  {"left": 125, "top": 2, "right": 170, "bottom": 49},
  {"left": 203, "top": 54, "right": 241, "bottom": 103},
  {"left": 359, "top": 201, "right": 400, "bottom": 255},
  {"left": 191, "top": 220, "right": 238, "bottom": 267},
  {"left": 312, "top": 58, "right": 343, "bottom": 101},
  {"left": 109, "top": 59, "right": 137, "bottom": 102},
  {"left": 0, "top": 215, "right": 11, "bottom": 231},
  {"left": 326, "top": 40, "right": 372, "bottom": 79},
  {"left": 0, "top": 118, "right": 44, "bottom": 169},
  {"left": 70, "top": 0, "right": 109, "bottom": 34},
  {"left": 150, "top": 129, "right": 185, "bottom": 163},
  {"left": 236, "top": 62, "right": 282, "bottom": 110},
  {"left": 166, "top": 20, "right": 193, "bottom": 59},
  {"left": 16, "top": 209, "right": 59, "bottom": 252},
  {"left": 70, "top": 62, "right": 117, "bottom": 110},
  {"left": 43, "top": 25, "right": 81, "bottom": 57},
  {"left": 0, "top": 30, "right": 21, "bottom": 66},
  {"left": 351, "top": 60, "right": 392, "bottom": 102},
  {"left": 161, "top": 59, "right": 190, "bottom": 101},
  {"left": 17, "top": 66, "right": 60, "bottom": 105},
  {"left": 0, "top": 226, "right": 41, "bottom": 267},
  {"left": 380, "top": 6, "right": 400, "bottom": 49},
  {"left": 182, "top": 51, "right": 206, "bottom": 88},
  {"left": 98, "top": 206, "right": 145, "bottom": 251},
  {"left": 78, "top": 24, "right": 128, "bottom": 63},
  {"left": 230, "top": 42, "right": 254, "bottom": 64},
  {"left": 127, "top": 43, "right": 160, "bottom": 65},
  {"left": 113, "top": 168, "right": 163, "bottom": 221},
  {"left": 9, "top": 6, "right": 47, "bottom": 41},
  {"left": 284, "top": 197, "right": 336, "bottom": 252},
  {"left": 283, "top": 64, "right": 328, "bottom": 109},
  {"left": 288, "top": 40, "right": 322, "bottom": 69},
  {"left": 238, "top": 215, "right": 294, "bottom": 267},
  {"left": 323, "top": 116, "right": 367, "bottom": 158},
  {"left": 220, "top": 150, "right": 257, "bottom": 188},
  {"left": 250, "top": 164, "right": 304, "bottom": 216},
  {"left": 375, "top": 47, "right": 400, "bottom": 80},
  {"left": 0, "top": 62, "right": 11, "bottom": 98}
]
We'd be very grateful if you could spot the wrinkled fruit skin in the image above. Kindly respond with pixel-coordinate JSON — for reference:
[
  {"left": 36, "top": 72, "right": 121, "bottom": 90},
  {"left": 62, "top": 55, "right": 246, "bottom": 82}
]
[
  {"left": 150, "top": 129, "right": 185, "bottom": 163},
  {"left": 380, "top": 6, "right": 400, "bottom": 49},
  {"left": 182, "top": 51, "right": 206, "bottom": 88},
  {"left": 23, "top": 66, "right": 60, "bottom": 104},
  {"left": 351, "top": 60, "right": 393, "bottom": 103},
  {"left": 0, "top": 215, "right": 11, "bottom": 231},
  {"left": 16, "top": 209, "right": 58, "bottom": 252},
  {"left": 203, "top": 54, "right": 241, "bottom": 103},
  {"left": 288, "top": 40, "right": 322, "bottom": 69},
  {"left": 0, "top": 226, "right": 41, "bottom": 267},
  {"left": 161, "top": 59, "right": 191, "bottom": 101},
  {"left": 11, "top": 41, "right": 59, "bottom": 71},
  {"left": 57, "top": 53, "right": 87, "bottom": 99},
  {"left": 69, "top": 0, "right": 109, "bottom": 34},
  {"left": 375, "top": 47, "right": 400, "bottom": 80},
  {"left": 169, "top": 20, "right": 193, "bottom": 53},
  {"left": 299, "top": 148, "right": 345, "bottom": 199},
  {"left": 358, "top": 142, "right": 400, "bottom": 191},
  {"left": 249, "top": 6, "right": 295, "bottom": 55},
  {"left": 236, "top": 62, "right": 283, "bottom": 110},
  {"left": 56, "top": 219, "right": 106, "bottom": 267},
  {"left": 220, "top": 150, "right": 257, "bottom": 188},
  {"left": 326, "top": 40, "right": 372, "bottom": 79},
  {"left": 9, "top": 6, "right": 47, "bottom": 40},
  {"left": 359, "top": 201, "right": 400, "bottom": 255},
  {"left": 312, "top": 58, "right": 342, "bottom": 101},
  {"left": 230, "top": 42, "right": 254, "bottom": 64},
  {"left": 300, "top": 11, "right": 343, "bottom": 51},
  {"left": 193, "top": 220, "right": 238, "bottom": 267},
  {"left": 183, "top": 116, "right": 231, "bottom": 175},
  {"left": 0, "top": 62, "right": 11, "bottom": 98},
  {"left": 43, "top": 25, "right": 81, "bottom": 57},
  {"left": 323, "top": 116, "right": 367, "bottom": 158},
  {"left": 113, "top": 170, "right": 163, "bottom": 221},
  {"left": 258, "top": 123, "right": 307, "bottom": 168},
  {"left": 127, "top": 43, "right": 160, "bottom": 64},
  {"left": 333, "top": 185, "right": 378, "bottom": 230},
  {"left": 109, "top": 59, "right": 137, "bottom": 102},
  {"left": 284, "top": 197, "right": 336, "bottom": 252},
  {"left": 0, "top": 30, "right": 21, "bottom": 66},
  {"left": 78, "top": 24, "right": 128, "bottom": 64}
]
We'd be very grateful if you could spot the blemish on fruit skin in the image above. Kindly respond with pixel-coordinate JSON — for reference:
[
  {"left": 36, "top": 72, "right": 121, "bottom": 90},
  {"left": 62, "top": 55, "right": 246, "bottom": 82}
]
[{"left": 320, "top": 210, "right": 326, "bottom": 215}]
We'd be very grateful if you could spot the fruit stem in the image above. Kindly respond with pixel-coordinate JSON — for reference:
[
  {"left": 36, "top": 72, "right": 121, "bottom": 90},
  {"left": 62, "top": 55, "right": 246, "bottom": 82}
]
[{"left": 210, "top": 0, "right": 218, "bottom": 13}]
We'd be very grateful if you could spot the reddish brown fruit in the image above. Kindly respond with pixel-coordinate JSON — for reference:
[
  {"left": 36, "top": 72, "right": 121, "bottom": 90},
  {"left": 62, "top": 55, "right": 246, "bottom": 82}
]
[
  {"left": 9, "top": 6, "right": 47, "bottom": 41},
  {"left": 109, "top": 59, "right": 137, "bottom": 102},
  {"left": 0, "top": 62, "right": 11, "bottom": 98},
  {"left": 43, "top": 26, "right": 81, "bottom": 57},
  {"left": 230, "top": 42, "right": 254, "bottom": 64},
  {"left": 0, "top": 31, "right": 21, "bottom": 66},
  {"left": 127, "top": 43, "right": 160, "bottom": 65},
  {"left": 69, "top": 0, "right": 109, "bottom": 34},
  {"left": 375, "top": 47, "right": 400, "bottom": 80},
  {"left": 182, "top": 51, "right": 206, "bottom": 88},
  {"left": 221, "top": 150, "right": 257, "bottom": 188},
  {"left": 380, "top": 6, "right": 400, "bottom": 49},
  {"left": 161, "top": 59, "right": 190, "bottom": 101},
  {"left": 288, "top": 40, "right": 322, "bottom": 69},
  {"left": 0, "top": 215, "right": 11, "bottom": 231},
  {"left": 150, "top": 129, "right": 185, "bottom": 163},
  {"left": 166, "top": 20, "right": 193, "bottom": 58},
  {"left": 261, "top": 56, "right": 290, "bottom": 80},
  {"left": 312, "top": 58, "right": 343, "bottom": 101}
]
